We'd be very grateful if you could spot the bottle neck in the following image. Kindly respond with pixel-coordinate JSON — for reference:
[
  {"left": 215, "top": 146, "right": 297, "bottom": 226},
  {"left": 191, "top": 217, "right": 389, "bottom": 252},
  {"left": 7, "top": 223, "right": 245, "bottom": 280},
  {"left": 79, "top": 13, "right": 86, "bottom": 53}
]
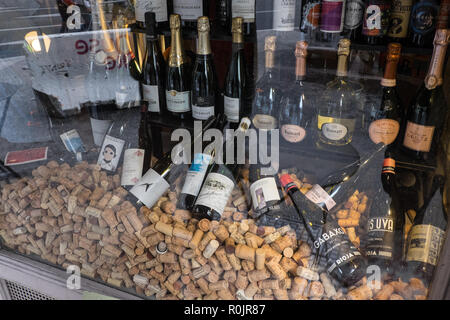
[
  {"left": 424, "top": 30, "right": 449, "bottom": 90},
  {"left": 336, "top": 54, "right": 348, "bottom": 78},
  {"left": 265, "top": 51, "right": 275, "bottom": 71},
  {"left": 295, "top": 56, "right": 306, "bottom": 82},
  {"left": 197, "top": 31, "right": 211, "bottom": 55},
  {"left": 169, "top": 28, "right": 185, "bottom": 67},
  {"left": 232, "top": 32, "right": 243, "bottom": 45},
  {"left": 381, "top": 59, "right": 399, "bottom": 87}
]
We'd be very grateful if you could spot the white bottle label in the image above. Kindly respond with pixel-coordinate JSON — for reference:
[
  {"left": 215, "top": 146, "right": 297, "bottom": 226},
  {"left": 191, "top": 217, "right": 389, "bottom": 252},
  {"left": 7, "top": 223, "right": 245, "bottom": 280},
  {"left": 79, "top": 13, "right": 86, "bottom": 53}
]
[
  {"left": 130, "top": 168, "right": 170, "bottom": 208},
  {"left": 322, "top": 122, "right": 348, "bottom": 141},
  {"left": 253, "top": 114, "right": 278, "bottom": 130},
  {"left": 195, "top": 172, "right": 235, "bottom": 215},
  {"left": 192, "top": 105, "right": 215, "bottom": 120},
  {"left": 232, "top": 0, "right": 255, "bottom": 22},
  {"left": 273, "top": 0, "right": 296, "bottom": 31},
  {"left": 181, "top": 153, "right": 212, "bottom": 196},
  {"left": 224, "top": 95, "right": 240, "bottom": 123},
  {"left": 166, "top": 90, "right": 191, "bottom": 113},
  {"left": 90, "top": 118, "right": 113, "bottom": 146},
  {"left": 250, "top": 177, "right": 281, "bottom": 210},
  {"left": 143, "top": 84, "right": 160, "bottom": 112},
  {"left": 121, "top": 149, "right": 145, "bottom": 186},
  {"left": 305, "top": 184, "right": 336, "bottom": 211},
  {"left": 60, "top": 129, "right": 86, "bottom": 153},
  {"left": 97, "top": 135, "right": 125, "bottom": 172},
  {"left": 173, "top": 0, "right": 203, "bottom": 21},
  {"left": 135, "top": 0, "right": 168, "bottom": 23},
  {"left": 115, "top": 91, "right": 128, "bottom": 107}
]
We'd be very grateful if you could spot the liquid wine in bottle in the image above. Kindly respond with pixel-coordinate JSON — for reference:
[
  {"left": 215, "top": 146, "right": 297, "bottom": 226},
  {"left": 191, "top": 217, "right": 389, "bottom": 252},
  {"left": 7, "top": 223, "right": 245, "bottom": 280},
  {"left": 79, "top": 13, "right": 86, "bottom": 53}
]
[
  {"left": 387, "top": 0, "right": 413, "bottom": 43},
  {"left": 172, "top": 0, "right": 209, "bottom": 31},
  {"left": 408, "top": 0, "right": 440, "bottom": 48},
  {"left": 134, "top": 0, "right": 170, "bottom": 31},
  {"left": 361, "top": 0, "right": 391, "bottom": 45},
  {"left": 232, "top": 0, "right": 256, "bottom": 36},
  {"left": 318, "top": 0, "right": 346, "bottom": 42}
]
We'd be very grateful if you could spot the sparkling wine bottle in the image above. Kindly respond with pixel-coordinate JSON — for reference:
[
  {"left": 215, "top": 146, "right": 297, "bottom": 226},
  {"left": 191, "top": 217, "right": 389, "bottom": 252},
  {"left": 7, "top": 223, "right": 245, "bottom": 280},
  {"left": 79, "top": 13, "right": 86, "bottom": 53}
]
[
  {"left": 387, "top": 0, "right": 413, "bottom": 43},
  {"left": 318, "top": 0, "right": 346, "bottom": 42},
  {"left": 231, "top": 0, "right": 256, "bottom": 36},
  {"left": 134, "top": 0, "right": 170, "bottom": 31},
  {"left": 172, "top": 0, "right": 209, "bottom": 31},
  {"left": 272, "top": 0, "right": 297, "bottom": 31}
]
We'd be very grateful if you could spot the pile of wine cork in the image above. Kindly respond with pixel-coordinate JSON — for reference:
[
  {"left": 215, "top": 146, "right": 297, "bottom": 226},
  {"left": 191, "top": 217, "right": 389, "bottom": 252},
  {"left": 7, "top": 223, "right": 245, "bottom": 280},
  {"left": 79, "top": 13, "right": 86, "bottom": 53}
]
[{"left": 0, "top": 161, "right": 429, "bottom": 300}]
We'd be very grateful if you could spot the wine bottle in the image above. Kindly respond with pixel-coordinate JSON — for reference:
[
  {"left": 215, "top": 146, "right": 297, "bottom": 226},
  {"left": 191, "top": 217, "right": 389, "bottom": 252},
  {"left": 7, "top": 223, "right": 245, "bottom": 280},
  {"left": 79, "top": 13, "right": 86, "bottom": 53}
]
[
  {"left": 192, "top": 118, "right": 251, "bottom": 221},
  {"left": 401, "top": 29, "right": 449, "bottom": 161},
  {"left": 177, "top": 114, "right": 229, "bottom": 210},
  {"left": 408, "top": 0, "right": 440, "bottom": 47},
  {"left": 280, "top": 174, "right": 367, "bottom": 286},
  {"left": 216, "top": 0, "right": 231, "bottom": 33},
  {"left": 173, "top": 0, "right": 209, "bottom": 31},
  {"left": 436, "top": 0, "right": 450, "bottom": 30},
  {"left": 279, "top": 41, "right": 315, "bottom": 145},
  {"left": 387, "top": 0, "right": 413, "bottom": 43},
  {"left": 252, "top": 36, "right": 280, "bottom": 131},
  {"left": 166, "top": 14, "right": 192, "bottom": 120},
  {"left": 317, "top": 39, "right": 357, "bottom": 147},
  {"left": 224, "top": 17, "right": 249, "bottom": 128},
  {"left": 361, "top": 0, "right": 391, "bottom": 45},
  {"left": 299, "top": 0, "right": 321, "bottom": 38},
  {"left": 191, "top": 17, "right": 218, "bottom": 121},
  {"left": 134, "top": 0, "right": 170, "bottom": 31},
  {"left": 318, "top": 0, "right": 346, "bottom": 42},
  {"left": 368, "top": 43, "right": 403, "bottom": 146},
  {"left": 142, "top": 12, "right": 167, "bottom": 115},
  {"left": 343, "top": 0, "right": 365, "bottom": 40},
  {"left": 272, "top": 0, "right": 297, "bottom": 31},
  {"left": 232, "top": 0, "right": 256, "bottom": 36},
  {"left": 130, "top": 115, "right": 218, "bottom": 208}
]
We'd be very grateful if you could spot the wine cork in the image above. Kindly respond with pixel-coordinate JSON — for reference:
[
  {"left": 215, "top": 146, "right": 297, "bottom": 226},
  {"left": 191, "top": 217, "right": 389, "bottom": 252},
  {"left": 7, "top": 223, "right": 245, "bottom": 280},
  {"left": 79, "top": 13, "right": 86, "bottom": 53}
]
[
  {"left": 307, "top": 281, "right": 325, "bottom": 298},
  {"left": 248, "top": 269, "right": 271, "bottom": 283},
  {"left": 173, "top": 227, "right": 193, "bottom": 241},
  {"left": 261, "top": 244, "right": 282, "bottom": 263},
  {"left": 198, "top": 232, "right": 216, "bottom": 251},
  {"left": 224, "top": 237, "right": 236, "bottom": 254},
  {"left": 203, "top": 240, "right": 220, "bottom": 259},
  {"left": 375, "top": 284, "right": 394, "bottom": 300},
  {"left": 266, "top": 257, "right": 287, "bottom": 280},
  {"left": 206, "top": 271, "right": 220, "bottom": 283},
  {"left": 271, "top": 235, "right": 292, "bottom": 253},
  {"left": 235, "top": 271, "right": 248, "bottom": 290},
  {"left": 197, "top": 277, "right": 211, "bottom": 295},
  {"left": 347, "top": 285, "right": 373, "bottom": 300},
  {"left": 235, "top": 244, "right": 256, "bottom": 262},
  {"left": 273, "top": 289, "right": 289, "bottom": 300},
  {"left": 255, "top": 248, "right": 266, "bottom": 270},
  {"left": 155, "top": 222, "right": 173, "bottom": 236},
  {"left": 280, "top": 257, "right": 298, "bottom": 274},
  {"left": 189, "top": 229, "right": 204, "bottom": 249},
  {"left": 242, "top": 260, "right": 255, "bottom": 272},
  {"left": 245, "top": 232, "right": 264, "bottom": 248},
  {"left": 292, "top": 242, "right": 311, "bottom": 262},
  {"left": 244, "top": 282, "right": 259, "bottom": 299},
  {"left": 283, "top": 247, "right": 293, "bottom": 258},
  {"left": 217, "top": 289, "right": 234, "bottom": 300},
  {"left": 260, "top": 279, "right": 279, "bottom": 290},
  {"left": 238, "top": 221, "right": 249, "bottom": 234},
  {"left": 223, "top": 270, "right": 237, "bottom": 283},
  {"left": 226, "top": 253, "right": 242, "bottom": 271},
  {"left": 291, "top": 277, "right": 308, "bottom": 299},
  {"left": 320, "top": 273, "right": 337, "bottom": 298},
  {"left": 209, "top": 280, "right": 229, "bottom": 291},
  {"left": 215, "top": 247, "right": 232, "bottom": 271},
  {"left": 213, "top": 225, "right": 229, "bottom": 242},
  {"left": 197, "top": 219, "right": 211, "bottom": 232}
]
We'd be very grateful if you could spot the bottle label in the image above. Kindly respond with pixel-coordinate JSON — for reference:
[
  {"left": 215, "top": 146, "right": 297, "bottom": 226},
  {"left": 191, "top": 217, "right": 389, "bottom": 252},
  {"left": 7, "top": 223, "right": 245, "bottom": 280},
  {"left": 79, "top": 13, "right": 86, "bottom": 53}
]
[
  {"left": 195, "top": 172, "right": 235, "bottom": 215},
  {"left": 90, "top": 118, "right": 113, "bottom": 146},
  {"left": 382, "top": 158, "right": 396, "bottom": 174},
  {"left": 344, "top": 0, "right": 365, "bottom": 30},
  {"left": 250, "top": 177, "right": 281, "bottom": 210},
  {"left": 252, "top": 114, "right": 278, "bottom": 130},
  {"left": 135, "top": 0, "right": 168, "bottom": 23},
  {"left": 181, "top": 153, "right": 212, "bottom": 196},
  {"left": 369, "top": 119, "right": 400, "bottom": 145},
  {"left": 301, "top": 1, "right": 321, "bottom": 30},
  {"left": 60, "top": 129, "right": 86, "bottom": 154},
  {"left": 121, "top": 149, "right": 145, "bottom": 186},
  {"left": 406, "top": 224, "right": 445, "bottom": 266},
  {"left": 281, "top": 124, "right": 306, "bottom": 143},
  {"left": 166, "top": 90, "right": 191, "bottom": 113},
  {"left": 410, "top": 1, "right": 439, "bottom": 35},
  {"left": 322, "top": 122, "right": 348, "bottom": 141},
  {"left": 115, "top": 91, "right": 129, "bottom": 107},
  {"left": 192, "top": 105, "right": 215, "bottom": 120},
  {"left": 387, "top": 0, "right": 413, "bottom": 38},
  {"left": 403, "top": 121, "right": 435, "bottom": 152},
  {"left": 97, "top": 135, "right": 125, "bottom": 172},
  {"left": 224, "top": 95, "right": 240, "bottom": 123},
  {"left": 366, "top": 217, "right": 394, "bottom": 259},
  {"left": 273, "top": 0, "right": 296, "bottom": 31},
  {"left": 232, "top": 0, "right": 255, "bottom": 22},
  {"left": 173, "top": 0, "right": 203, "bottom": 21},
  {"left": 320, "top": 0, "right": 345, "bottom": 33},
  {"left": 362, "top": 2, "right": 391, "bottom": 36},
  {"left": 305, "top": 184, "right": 337, "bottom": 211},
  {"left": 143, "top": 84, "right": 160, "bottom": 112},
  {"left": 129, "top": 168, "right": 171, "bottom": 208}
]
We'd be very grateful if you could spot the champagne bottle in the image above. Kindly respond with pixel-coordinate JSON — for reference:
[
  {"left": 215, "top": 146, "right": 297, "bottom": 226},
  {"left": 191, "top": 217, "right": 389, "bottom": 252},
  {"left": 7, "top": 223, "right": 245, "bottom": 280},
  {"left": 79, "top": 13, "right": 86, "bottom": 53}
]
[
  {"left": 279, "top": 41, "right": 315, "bottom": 145},
  {"left": 387, "top": 0, "right": 413, "bottom": 43},
  {"left": 192, "top": 118, "right": 251, "bottom": 221},
  {"left": 252, "top": 36, "right": 280, "bottom": 131},
  {"left": 224, "top": 17, "right": 249, "bottom": 128},
  {"left": 408, "top": 0, "right": 440, "bottom": 48},
  {"left": 130, "top": 115, "right": 218, "bottom": 208},
  {"left": 361, "top": 0, "right": 391, "bottom": 45},
  {"left": 173, "top": 0, "right": 209, "bottom": 31},
  {"left": 343, "top": 0, "right": 365, "bottom": 40},
  {"left": 318, "top": 0, "right": 346, "bottom": 42},
  {"left": 280, "top": 174, "right": 367, "bottom": 286},
  {"left": 401, "top": 29, "right": 449, "bottom": 161},
  {"left": 272, "top": 0, "right": 297, "bottom": 31},
  {"left": 166, "top": 14, "right": 192, "bottom": 120},
  {"left": 191, "top": 17, "right": 218, "bottom": 121},
  {"left": 299, "top": 0, "right": 321, "bottom": 38},
  {"left": 317, "top": 39, "right": 357, "bottom": 147},
  {"left": 134, "top": 0, "right": 170, "bottom": 31},
  {"left": 231, "top": 0, "right": 256, "bottom": 36},
  {"left": 142, "top": 12, "right": 167, "bottom": 115},
  {"left": 368, "top": 43, "right": 403, "bottom": 146}
]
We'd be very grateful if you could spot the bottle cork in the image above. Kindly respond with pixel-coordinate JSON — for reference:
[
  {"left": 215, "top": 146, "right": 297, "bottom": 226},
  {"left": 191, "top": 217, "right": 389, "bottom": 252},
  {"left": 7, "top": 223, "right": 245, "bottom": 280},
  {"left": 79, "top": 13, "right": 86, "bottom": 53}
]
[
  {"left": 196, "top": 277, "right": 211, "bottom": 295},
  {"left": 248, "top": 269, "right": 271, "bottom": 283},
  {"left": 238, "top": 221, "right": 249, "bottom": 234},
  {"left": 235, "top": 270, "right": 248, "bottom": 290},
  {"left": 283, "top": 247, "right": 293, "bottom": 258},
  {"left": 280, "top": 257, "right": 298, "bottom": 274},
  {"left": 266, "top": 257, "right": 287, "bottom": 280},
  {"left": 213, "top": 225, "right": 229, "bottom": 242},
  {"left": 206, "top": 271, "right": 220, "bottom": 283},
  {"left": 235, "top": 244, "right": 256, "bottom": 262},
  {"left": 189, "top": 229, "right": 204, "bottom": 249},
  {"left": 255, "top": 248, "right": 266, "bottom": 270},
  {"left": 203, "top": 240, "right": 220, "bottom": 259},
  {"left": 155, "top": 222, "right": 173, "bottom": 236},
  {"left": 242, "top": 260, "right": 255, "bottom": 272},
  {"left": 209, "top": 280, "right": 229, "bottom": 291},
  {"left": 198, "top": 218, "right": 211, "bottom": 232},
  {"left": 273, "top": 289, "right": 289, "bottom": 300},
  {"left": 198, "top": 232, "right": 216, "bottom": 251},
  {"left": 375, "top": 284, "right": 394, "bottom": 300},
  {"left": 215, "top": 247, "right": 233, "bottom": 271},
  {"left": 173, "top": 227, "right": 193, "bottom": 241},
  {"left": 261, "top": 244, "right": 282, "bottom": 263},
  {"left": 245, "top": 233, "right": 264, "bottom": 248},
  {"left": 226, "top": 252, "right": 242, "bottom": 271},
  {"left": 271, "top": 235, "right": 292, "bottom": 253},
  {"left": 244, "top": 282, "right": 259, "bottom": 298},
  {"left": 260, "top": 279, "right": 279, "bottom": 290},
  {"left": 347, "top": 285, "right": 373, "bottom": 300},
  {"left": 217, "top": 288, "right": 235, "bottom": 300},
  {"left": 224, "top": 237, "right": 236, "bottom": 254}
]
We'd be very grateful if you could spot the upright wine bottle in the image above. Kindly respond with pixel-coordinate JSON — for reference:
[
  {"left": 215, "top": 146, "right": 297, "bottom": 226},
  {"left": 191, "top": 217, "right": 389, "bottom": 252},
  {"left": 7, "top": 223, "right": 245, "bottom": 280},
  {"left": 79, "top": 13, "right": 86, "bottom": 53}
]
[
  {"left": 134, "top": 0, "right": 170, "bottom": 30},
  {"left": 142, "top": 12, "right": 167, "bottom": 115},
  {"left": 224, "top": 17, "right": 249, "bottom": 128},
  {"left": 387, "top": 0, "right": 413, "bottom": 43},
  {"left": 280, "top": 174, "right": 367, "bottom": 286},
  {"left": 279, "top": 41, "right": 315, "bottom": 145},
  {"left": 361, "top": 0, "right": 391, "bottom": 45},
  {"left": 192, "top": 118, "right": 251, "bottom": 220},
  {"left": 368, "top": 43, "right": 403, "bottom": 146},
  {"left": 166, "top": 14, "right": 192, "bottom": 120},
  {"left": 191, "top": 16, "right": 218, "bottom": 120},
  {"left": 130, "top": 115, "right": 218, "bottom": 208},
  {"left": 401, "top": 29, "right": 449, "bottom": 161},
  {"left": 173, "top": 0, "right": 209, "bottom": 31},
  {"left": 252, "top": 36, "right": 280, "bottom": 131},
  {"left": 408, "top": 0, "right": 440, "bottom": 47},
  {"left": 318, "top": 0, "right": 346, "bottom": 42},
  {"left": 299, "top": 0, "right": 321, "bottom": 38},
  {"left": 272, "top": 0, "right": 297, "bottom": 31},
  {"left": 232, "top": 0, "right": 256, "bottom": 36},
  {"left": 317, "top": 39, "right": 357, "bottom": 147},
  {"left": 216, "top": 0, "right": 231, "bottom": 33},
  {"left": 343, "top": 0, "right": 365, "bottom": 40}
]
